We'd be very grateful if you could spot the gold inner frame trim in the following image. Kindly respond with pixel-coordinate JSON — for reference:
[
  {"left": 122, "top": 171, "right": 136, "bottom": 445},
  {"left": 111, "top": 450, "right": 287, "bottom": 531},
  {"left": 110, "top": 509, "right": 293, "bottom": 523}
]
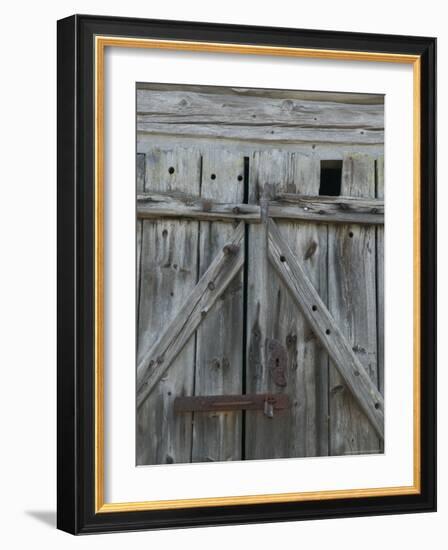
[{"left": 94, "top": 35, "right": 421, "bottom": 513}]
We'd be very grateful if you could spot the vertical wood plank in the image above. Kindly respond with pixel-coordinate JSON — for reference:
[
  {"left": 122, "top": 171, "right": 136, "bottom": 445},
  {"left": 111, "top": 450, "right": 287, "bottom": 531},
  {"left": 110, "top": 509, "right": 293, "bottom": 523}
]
[
  {"left": 136, "top": 148, "right": 201, "bottom": 465},
  {"left": 294, "top": 155, "right": 330, "bottom": 457},
  {"left": 328, "top": 153, "right": 382, "bottom": 455},
  {"left": 136, "top": 153, "right": 145, "bottom": 324},
  {"left": 192, "top": 151, "right": 245, "bottom": 462},
  {"left": 376, "top": 156, "right": 384, "bottom": 396},
  {"left": 245, "top": 150, "right": 328, "bottom": 459}
]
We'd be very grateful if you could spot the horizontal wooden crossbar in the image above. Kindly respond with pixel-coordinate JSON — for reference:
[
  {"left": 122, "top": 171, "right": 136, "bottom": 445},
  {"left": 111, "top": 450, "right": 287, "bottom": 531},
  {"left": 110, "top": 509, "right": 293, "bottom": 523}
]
[
  {"left": 137, "top": 191, "right": 383, "bottom": 225},
  {"left": 267, "top": 219, "right": 384, "bottom": 439},
  {"left": 270, "top": 193, "right": 384, "bottom": 224},
  {"left": 137, "top": 192, "right": 261, "bottom": 222}
]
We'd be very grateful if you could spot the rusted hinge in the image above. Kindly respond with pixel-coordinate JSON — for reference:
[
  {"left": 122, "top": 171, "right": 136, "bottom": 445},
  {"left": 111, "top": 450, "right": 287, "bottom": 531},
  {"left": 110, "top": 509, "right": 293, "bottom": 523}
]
[{"left": 174, "top": 393, "right": 290, "bottom": 418}]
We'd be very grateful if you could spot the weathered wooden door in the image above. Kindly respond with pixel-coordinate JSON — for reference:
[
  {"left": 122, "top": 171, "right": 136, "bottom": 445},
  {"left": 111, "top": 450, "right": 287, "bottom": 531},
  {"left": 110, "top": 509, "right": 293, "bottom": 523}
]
[{"left": 136, "top": 146, "right": 384, "bottom": 465}]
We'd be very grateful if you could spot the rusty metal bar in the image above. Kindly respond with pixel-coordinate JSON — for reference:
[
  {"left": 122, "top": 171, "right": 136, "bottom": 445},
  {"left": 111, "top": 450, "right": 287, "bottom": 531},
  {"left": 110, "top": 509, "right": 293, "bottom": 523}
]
[{"left": 174, "top": 393, "right": 290, "bottom": 415}]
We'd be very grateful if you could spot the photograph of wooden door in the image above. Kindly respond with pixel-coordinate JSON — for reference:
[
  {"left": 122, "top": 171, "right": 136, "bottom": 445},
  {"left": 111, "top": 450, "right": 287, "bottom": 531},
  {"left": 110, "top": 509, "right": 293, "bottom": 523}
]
[{"left": 136, "top": 84, "right": 384, "bottom": 465}]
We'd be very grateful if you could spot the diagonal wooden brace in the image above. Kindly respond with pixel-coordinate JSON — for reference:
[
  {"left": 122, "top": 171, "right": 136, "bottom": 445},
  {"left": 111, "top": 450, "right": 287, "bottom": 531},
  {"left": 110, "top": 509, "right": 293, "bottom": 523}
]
[
  {"left": 137, "top": 222, "right": 245, "bottom": 409},
  {"left": 267, "top": 219, "right": 384, "bottom": 439}
]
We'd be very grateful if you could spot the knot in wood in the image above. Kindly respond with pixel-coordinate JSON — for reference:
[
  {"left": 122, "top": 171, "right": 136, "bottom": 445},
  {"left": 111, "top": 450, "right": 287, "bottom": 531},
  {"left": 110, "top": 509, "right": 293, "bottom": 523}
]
[
  {"left": 304, "top": 241, "right": 317, "bottom": 260},
  {"left": 352, "top": 344, "right": 367, "bottom": 354},
  {"left": 286, "top": 333, "right": 297, "bottom": 347},
  {"left": 282, "top": 99, "right": 294, "bottom": 111},
  {"left": 223, "top": 243, "right": 239, "bottom": 255},
  {"left": 330, "top": 384, "right": 344, "bottom": 395},
  {"left": 267, "top": 339, "right": 288, "bottom": 388}
]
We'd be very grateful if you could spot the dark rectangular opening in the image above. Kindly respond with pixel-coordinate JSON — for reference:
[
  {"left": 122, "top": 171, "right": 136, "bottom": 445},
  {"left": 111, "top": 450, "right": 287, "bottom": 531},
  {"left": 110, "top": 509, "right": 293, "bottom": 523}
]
[{"left": 319, "top": 160, "right": 342, "bottom": 196}]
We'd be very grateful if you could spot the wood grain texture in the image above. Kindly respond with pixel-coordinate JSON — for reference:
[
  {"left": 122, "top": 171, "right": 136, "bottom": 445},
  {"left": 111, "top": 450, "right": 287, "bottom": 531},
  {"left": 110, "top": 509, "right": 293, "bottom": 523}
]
[
  {"left": 376, "top": 156, "right": 384, "bottom": 395},
  {"left": 269, "top": 195, "right": 384, "bottom": 224},
  {"left": 135, "top": 85, "right": 385, "bottom": 465},
  {"left": 137, "top": 191, "right": 261, "bottom": 223},
  {"left": 192, "top": 152, "right": 245, "bottom": 462},
  {"left": 137, "top": 120, "right": 383, "bottom": 145},
  {"left": 137, "top": 87, "right": 383, "bottom": 128},
  {"left": 137, "top": 222, "right": 245, "bottom": 407},
  {"left": 137, "top": 192, "right": 383, "bottom": 225},
  {"left": 327, "top": 153, "right": 383, "bottom": 455},
  {"left": 137, "top": 134, "right": 385, "bottom": 163},
  {"left": 268, "top": 219, "right": 384, "bottom": 439},
  {"left": 137, "top": 83, "right": 384, "bottom": 105},
  {"left": 245, "top": 151, "right": 329, "bottom": 459},
  {"left": 137, "top": 87, "right": 383, "bottom": 144},
  {"left": 136, "top": 148, "right": 201, "bottom": 465},
  {"left": 136, "top": 153, "right": 145, "bottom": 325}
]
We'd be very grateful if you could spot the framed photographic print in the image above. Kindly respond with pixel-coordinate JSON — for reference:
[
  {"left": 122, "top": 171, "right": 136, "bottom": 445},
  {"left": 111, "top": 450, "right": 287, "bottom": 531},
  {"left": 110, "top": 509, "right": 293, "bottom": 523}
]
[{"left": 57, "top": 14, "right": 436, "bottom": 534}]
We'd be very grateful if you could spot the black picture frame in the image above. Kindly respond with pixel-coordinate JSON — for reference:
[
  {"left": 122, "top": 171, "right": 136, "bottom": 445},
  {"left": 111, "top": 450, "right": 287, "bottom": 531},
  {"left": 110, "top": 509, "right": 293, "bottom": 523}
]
[{"left": 57, "top": 14, "right": 436, "bottom": 534}]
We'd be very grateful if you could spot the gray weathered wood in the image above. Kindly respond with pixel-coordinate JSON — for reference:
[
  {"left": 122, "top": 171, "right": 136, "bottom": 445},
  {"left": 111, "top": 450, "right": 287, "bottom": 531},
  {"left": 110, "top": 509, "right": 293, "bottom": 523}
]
[
  {"left": 376, "top": 156, "right": 384, "bottom": 395},
  {"left": 137, "top": 222, "right": 245, "bottom": 408},
  {"left": 290, "top": 153, "right": 330, "bottom": 457},
  {"left": 137, "top": 83, "right": 384, "bottom": 105},
  {"left": 137, "top": 191, "right": 260, "bottom": 223},
  {"left": 137, "top": 191, "right": 383, "bottom": 225},
  {"left": 136, "top": 153, "right": 145, "bottom": 325},
  {"left": 269, "top": 194, "right": 384, "bottom": 224},
  {"left": 245, "top": 151, "right": 329, "bottom": 459},
  {"left": 136, "top": 148, "right": 201, "bottom": 465},
  {"left": 137, "top": 86, "right": 383, "bottom": 144},
  {"left": 192, "top": 151, "right": 245, "bottom": 462},
  {"left": 327, "top": 153, "right": 382, "bottom": 454},
  {"left": 138, "top": 120, "right": 383, "bottom": 145},
  {"left": 137, "top": 88, "right": 383, "bottom": 128},
  {"left": 136, "top": 85, "right": 385, "bottom": 465},
  {"left": 138, "top": 134, "right": 385, "bottom": 162},
  {"left": 268, "top": 218, "right": 384, "bottom": 439}
]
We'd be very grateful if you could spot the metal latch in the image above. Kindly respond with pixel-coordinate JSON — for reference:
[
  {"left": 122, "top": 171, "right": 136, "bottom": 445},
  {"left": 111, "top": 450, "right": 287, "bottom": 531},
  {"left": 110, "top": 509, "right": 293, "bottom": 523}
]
[{"left": 174, "top": 393, "right": 290, "bottom": 418}]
